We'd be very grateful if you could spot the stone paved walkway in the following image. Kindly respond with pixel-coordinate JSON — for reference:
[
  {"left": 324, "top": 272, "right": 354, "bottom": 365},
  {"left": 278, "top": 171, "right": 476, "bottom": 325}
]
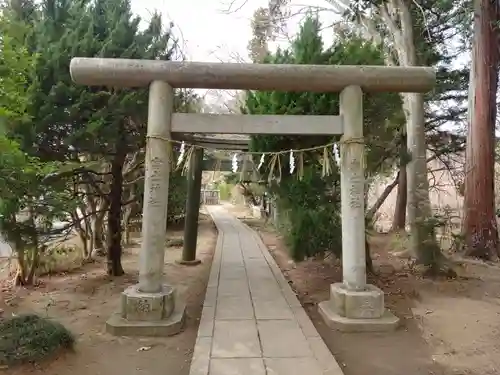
[{"left": 189, "top": 206, "right": 343, "bottom": 375}]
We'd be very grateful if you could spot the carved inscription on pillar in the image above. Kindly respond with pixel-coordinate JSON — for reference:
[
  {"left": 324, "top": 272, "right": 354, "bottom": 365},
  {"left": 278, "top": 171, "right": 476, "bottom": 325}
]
[
  {"left": 136, "top": 298, "right": 152, "bottom": 313},
  {"left": 147, "top": 156, "right": 164, "bottom": 207},
  {"left": 347, "top": 294, "right": 384, "bottom": 319},
  {"left": 356, "top": 298, "right": 375, "bottom": 318},
  {"left": 348, "top": 157, "right": 363, "bottom": 209}
]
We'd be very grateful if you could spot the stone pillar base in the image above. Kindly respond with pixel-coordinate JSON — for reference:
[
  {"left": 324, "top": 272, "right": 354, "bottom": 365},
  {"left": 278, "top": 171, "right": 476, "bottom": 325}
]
[
  {"left": 318, "top": 282, "right": 399, "bottom": 332},
  {"left": 106, "top": 284, "right": 186, "bottom": 337}
]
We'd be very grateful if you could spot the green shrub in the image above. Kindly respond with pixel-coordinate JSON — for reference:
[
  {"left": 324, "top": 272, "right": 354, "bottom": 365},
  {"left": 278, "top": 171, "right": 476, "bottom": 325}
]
[
  {"left": 218, "top": 182, "right": 232, "bottom": 201},
  {"left": 272, "top": 167, "right": 342, "bottom": 261},
  {"left": 284, "top": 205, "right": 342, "bottom": 261},
  {"left": 167, "top": 171, "right": 188, "bottom": 224},
  {"left": 0, "top": 314, "right": 74, "bottom": 366}
]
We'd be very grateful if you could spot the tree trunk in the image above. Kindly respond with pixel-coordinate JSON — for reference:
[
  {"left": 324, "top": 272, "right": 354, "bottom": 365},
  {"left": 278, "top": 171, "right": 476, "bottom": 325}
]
[
  {"left": 391, "top": 167, "right": 407, "bottom": 231},
  {"left": 366, "top": 173, "right": 399, "bottom": 221},
  {"left": 121, "top": 188, "right": 137, "bottom": 246},
  {"left": 92, "top": 200, "right": 107, "bottom": 256},
  {"left": 14, "top": 252, "right": 27, "bottom": 286},
  {"left": 405, "top": 92, "right": 443, "bottom": 266},
  {"left": 72, "top": 209, "right": 89, "bottom": 258},
  {"left": 387, "top": 0, "right": 442, "bottom": 268},
  {"left": 463, "top": 0, "right": 500, "bottom": 260},
  {"left": 107, "top": 148, "right": 126, "bottom": 276},
  {"left": 26, "top": 246, "right": 39, "bottom": 285},
  {"left": 81, "top": 204, "right": 93, "bottom": 258},
  {"left": 25, "top": 207, "right": 39, "bottom": 285},
  {"left": 123, "top": 208, "right": 131, "bottom": 246}
]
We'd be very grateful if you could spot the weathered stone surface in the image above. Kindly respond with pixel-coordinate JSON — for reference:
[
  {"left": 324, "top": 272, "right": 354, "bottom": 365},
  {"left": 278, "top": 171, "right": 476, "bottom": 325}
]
[
  {"left": 120, "top": 284, "right": 175, "bottom": 321},
  {"left": 137, "top": 80, "right": 174, "bottom": 294},
  {"left": 329, "top": 283, "right": 384, "bottom": 319},
  {"left": 197, "top": 305, "right": 215, "bottom": 338},
  {"left": 340, "top": 86, "right": 367, "bottom": 291},
  {"left": 210, "top": 359, "right": 266, "bottom": 375},
  {"left": 189, "top": 337, "right": 211, "bottom": 375},
  {"left": 264, "top": 358, "right": 323, "bottom": 375},
  {"left": 257, "top": 320, "right": 313, "bottom": 358},
  {"left": 318, "top": 300, "right": 399, "bottom": 333},
  {"left": 215, "top": 295, "right": 254, "bottom": 320},
  {"left": 70, "top": 58, "right": 435, "bottom": 93},
  {"left": 253, "top": 298, "right": 294, "bottom": 320},
  {"left": 106, "top": 300, "right": 186, "bottom": 337},
  {"left": 212, "top": 320, "right": 261, "bottom": 358}
]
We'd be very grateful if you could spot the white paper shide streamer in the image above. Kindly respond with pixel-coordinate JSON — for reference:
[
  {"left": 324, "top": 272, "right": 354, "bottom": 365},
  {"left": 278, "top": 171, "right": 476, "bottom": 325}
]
[
  {"left": 231, "top": 153, "right": 239, "bottom": 173},
  {"left": 289, "top": 150, "right": 295, "bottom": 174},
  {"left": 257, "top": 154, "right": 265, "bottom": 170},
  {"left": 333, "top": 143, "right": 340, "bottom": 164},
  {"left": 177, "top": 141, "right": 186, "bottom": 167}
]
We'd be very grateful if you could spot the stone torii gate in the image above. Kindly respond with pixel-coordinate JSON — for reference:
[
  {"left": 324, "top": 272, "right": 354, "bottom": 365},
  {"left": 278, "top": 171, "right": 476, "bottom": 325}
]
[{"left": 70, "top": 58, "right": 435, "bottom": 335}]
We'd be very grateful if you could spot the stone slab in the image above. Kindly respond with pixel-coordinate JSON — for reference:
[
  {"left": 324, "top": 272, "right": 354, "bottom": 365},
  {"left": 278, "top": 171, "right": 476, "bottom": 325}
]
[
  {"left": 318, "top": 301, "right": 400, "bottom": 332},
  {"left": 221, "top": 259, "right": 244, "bottom": 267},
  {"left": 204, "top": 286, "right": 218, "bottom": 307},
  {"left": 106, "top": 300, "right": 186, "bottom": 337},
  {"left": 198, "top": 305, "right": 215, "bottom": 337},
  {"left": 257, "top": 320, "right": 313, "bottom": 358},
  {"left": 292, "top": 306, "right": 319, "bottom": 337},
  {"left": 218, "top": 279, "right": 249, "bottom": 297},
  {"left": 253, "top": 298, "right": 294, "bottom": 320},
  {"left": 219, "top": 265, "right": 247, "bottom": 280},
  {"left": 247, "top": 267, "right": 275, "bottom": 280},
  {"left": 264, "top": 357, "right": 323, "bottom": 375},
  {"left": 248, "top": 280, "right": 282, "bottom": 300},
  {"left": 189, "top": 337, "right": 211, "bottom": 375},
  {"left": 210, "top": 358, "right": 266, "bottom": 375},
  {"left": 212, "top": 320, "right": 261, "bottom": 358},
  {"left": 306, "top": 336, "right": 344, "bottom": 375},
  {"left": 216, "top": 295, "right": 254, "bottom": 320}
]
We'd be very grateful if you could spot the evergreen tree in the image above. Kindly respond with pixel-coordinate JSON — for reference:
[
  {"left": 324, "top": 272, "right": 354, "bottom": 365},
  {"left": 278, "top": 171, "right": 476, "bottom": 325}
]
[{"left": 8, "top": 0, "right": 193, "bottom": 275}]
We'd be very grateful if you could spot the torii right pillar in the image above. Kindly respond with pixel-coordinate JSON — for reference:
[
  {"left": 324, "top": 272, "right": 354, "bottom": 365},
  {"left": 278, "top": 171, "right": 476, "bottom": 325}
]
[{"left": 318, "top": 86, "right": 400, "bottom": 332}]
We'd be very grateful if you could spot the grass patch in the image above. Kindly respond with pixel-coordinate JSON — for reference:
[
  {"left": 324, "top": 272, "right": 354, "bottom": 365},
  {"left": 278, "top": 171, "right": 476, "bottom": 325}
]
[{"left": 0, "top": 314, "right": 74, "bottom": 366}]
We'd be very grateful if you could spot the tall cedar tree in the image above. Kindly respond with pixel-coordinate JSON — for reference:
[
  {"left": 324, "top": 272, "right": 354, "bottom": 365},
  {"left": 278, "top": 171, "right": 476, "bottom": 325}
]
[{"left": 463, "top": 0, "right": 500, "bottom": 259}]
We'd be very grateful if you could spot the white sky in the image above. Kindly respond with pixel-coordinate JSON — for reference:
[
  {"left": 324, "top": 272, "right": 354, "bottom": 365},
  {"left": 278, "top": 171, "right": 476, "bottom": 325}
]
[
  {"left": 130, "top": 0, "right": 340, "bottom": 62},
  {"left": 130, "top": 0, "right": 342, "bottom": 104}
]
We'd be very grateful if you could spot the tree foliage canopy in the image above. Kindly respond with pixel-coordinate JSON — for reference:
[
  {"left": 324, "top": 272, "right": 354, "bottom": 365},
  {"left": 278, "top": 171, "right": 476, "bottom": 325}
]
[{"left": 0, "top": 0, "right": 199, "bottom": 280}]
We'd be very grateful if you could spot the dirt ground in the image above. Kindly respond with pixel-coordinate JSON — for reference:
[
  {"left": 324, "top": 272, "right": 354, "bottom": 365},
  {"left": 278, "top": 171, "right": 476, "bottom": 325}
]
[
  {"left": 0, "top": 215, "right": 217, "bottom": 375},
  {"left": 225, "top": 203, "right": 500, "bottom": 375}
]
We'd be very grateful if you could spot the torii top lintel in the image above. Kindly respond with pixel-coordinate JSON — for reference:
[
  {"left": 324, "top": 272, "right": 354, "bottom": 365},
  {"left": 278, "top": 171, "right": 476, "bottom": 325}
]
[{"left": 70, "top": 58, "right": 435, "bottom": 93}]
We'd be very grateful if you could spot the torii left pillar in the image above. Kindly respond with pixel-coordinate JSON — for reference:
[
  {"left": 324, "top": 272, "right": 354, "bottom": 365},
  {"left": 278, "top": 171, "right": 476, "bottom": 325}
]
[{"left": 106, "top": 81, "right": 186, "bottom": 337}]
